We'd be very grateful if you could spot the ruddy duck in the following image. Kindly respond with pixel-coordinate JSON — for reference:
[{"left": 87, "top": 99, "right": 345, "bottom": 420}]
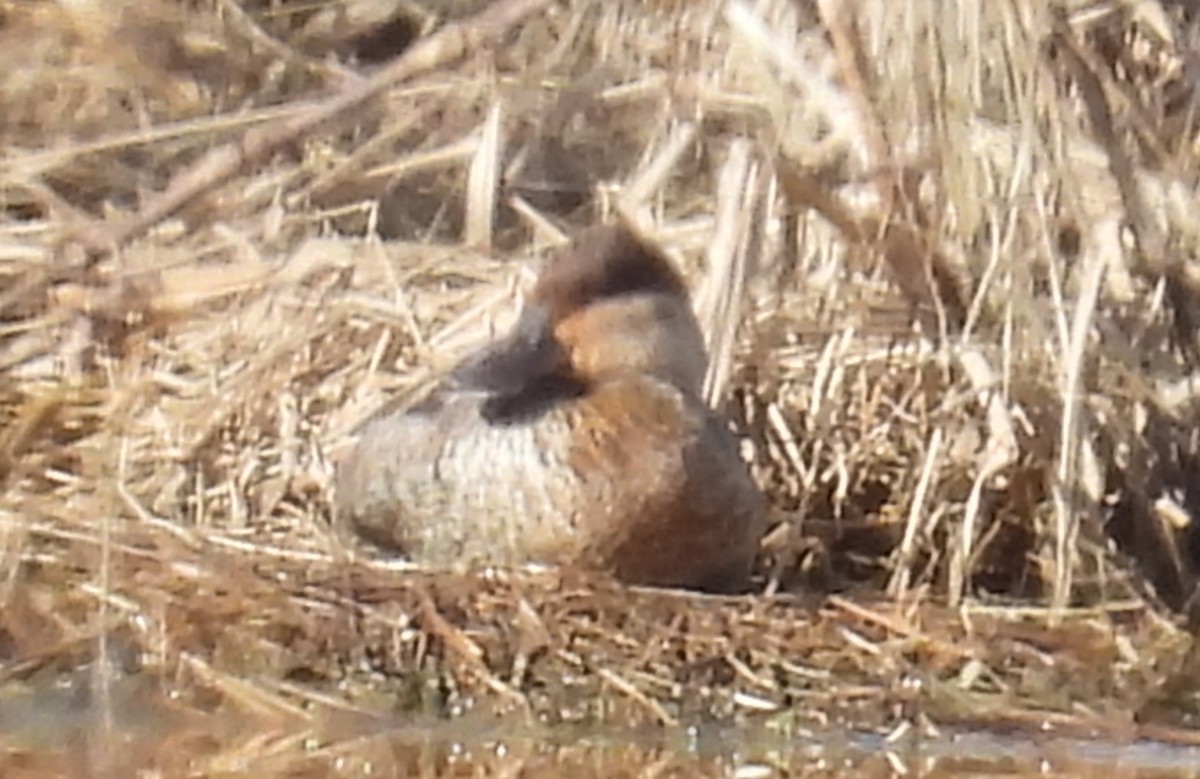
[{"left": 335, "top": 224, "right": 765, "bottom": 590}]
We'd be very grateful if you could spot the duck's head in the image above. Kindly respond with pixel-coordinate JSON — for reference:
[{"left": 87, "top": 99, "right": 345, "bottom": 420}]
[{"left": 453, "top": 224, "right": 709, "bottom": 410}]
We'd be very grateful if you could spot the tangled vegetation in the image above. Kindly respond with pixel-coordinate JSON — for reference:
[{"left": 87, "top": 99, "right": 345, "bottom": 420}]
[{"left": 2, "top": 0, "right": 1200, "bottom": 774}]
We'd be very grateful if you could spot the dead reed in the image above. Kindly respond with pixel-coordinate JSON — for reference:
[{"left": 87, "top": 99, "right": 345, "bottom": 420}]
[{"left": 2, "top": 0, "right": 1200, "bottom": 773}]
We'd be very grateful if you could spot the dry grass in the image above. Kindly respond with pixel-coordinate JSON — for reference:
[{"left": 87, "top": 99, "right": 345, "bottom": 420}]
[{"left": 3, "top": 0, "right": 1200, "bottom": 773}]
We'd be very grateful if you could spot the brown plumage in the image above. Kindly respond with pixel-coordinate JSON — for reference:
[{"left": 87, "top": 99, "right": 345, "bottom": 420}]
[{"left": 335, "top": 224, "right": 765, "bottom": 590}]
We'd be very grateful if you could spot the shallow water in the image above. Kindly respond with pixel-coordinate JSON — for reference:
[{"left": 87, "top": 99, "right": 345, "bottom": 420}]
[{"left": 2, "top": 672, "right": 1199, "bottom": 778}]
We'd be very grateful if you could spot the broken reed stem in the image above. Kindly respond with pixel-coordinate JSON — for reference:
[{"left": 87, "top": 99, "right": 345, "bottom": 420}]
[
  {"left": 1051, "top": 238, "right": 1107, "bottom": 620},
  {"left": 619, "top": 120, "right": 698, "bottom": 219},
  {"left": 465, "top": 102, "right": 504, "bottom": 250},
  {"left": 889, "top": 427, "right": 943, "bottom": 598},
  {"left": 699, "top": 139, "right": 758, "bottom": 407},
  {"left": 950, "top": 347, "right": 1018, "bottom": 606}
]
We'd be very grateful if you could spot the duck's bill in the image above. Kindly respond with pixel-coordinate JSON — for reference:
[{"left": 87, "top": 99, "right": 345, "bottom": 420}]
[{"left": 450, "top": 303, "right": 568, "bottom": 396}]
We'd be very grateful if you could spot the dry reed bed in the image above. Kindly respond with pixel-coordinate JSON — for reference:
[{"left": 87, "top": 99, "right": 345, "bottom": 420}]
[
  {"left": 1, "top": 550, "right": 1196, "bottom": 774},
  {"left": 2, "top": 0, "right": 1200, "bottom": 770}
]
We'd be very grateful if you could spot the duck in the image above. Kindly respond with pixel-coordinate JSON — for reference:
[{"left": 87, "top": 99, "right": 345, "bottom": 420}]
[{"left": 334, "top": 223, "right": 766, "bottom": 591}]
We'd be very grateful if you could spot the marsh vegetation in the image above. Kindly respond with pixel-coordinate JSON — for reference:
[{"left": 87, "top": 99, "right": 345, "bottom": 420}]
[{"left": 2, "top": 0, "right": 1200, "bottom": 775}]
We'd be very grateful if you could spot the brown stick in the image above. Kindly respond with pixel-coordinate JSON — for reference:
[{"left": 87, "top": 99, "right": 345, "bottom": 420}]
[{"left": 72, "top": 0, "right": 552, "bottom": 257}]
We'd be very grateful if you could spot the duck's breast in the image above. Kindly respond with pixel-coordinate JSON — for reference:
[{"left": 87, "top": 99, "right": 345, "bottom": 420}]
[{"left": 564, "top": 376, "right": 766, "bottom": 590}]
